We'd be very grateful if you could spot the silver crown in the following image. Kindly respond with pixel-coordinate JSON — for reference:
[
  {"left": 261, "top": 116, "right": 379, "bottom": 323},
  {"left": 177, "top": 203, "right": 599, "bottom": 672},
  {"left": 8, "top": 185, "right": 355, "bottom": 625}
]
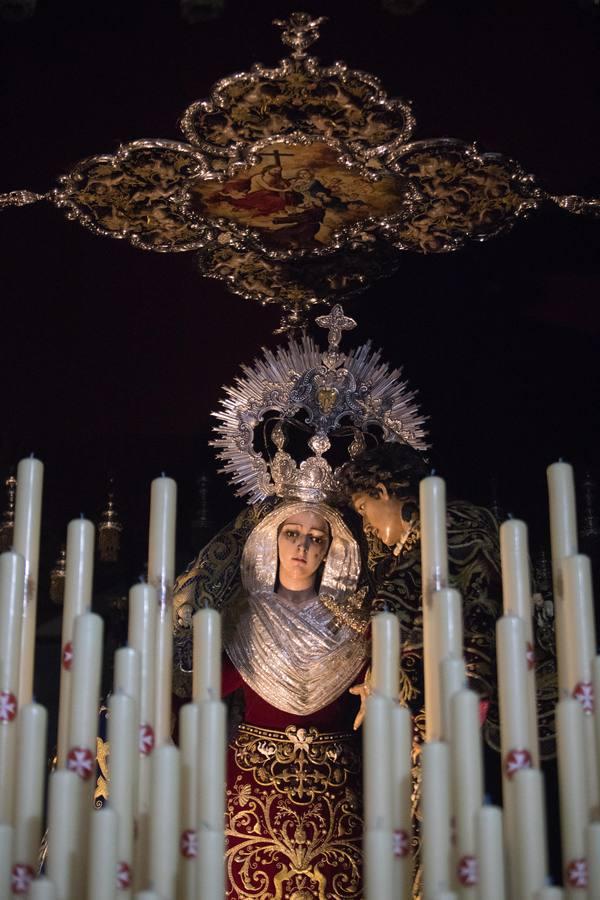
[{"left": 211, "top": 305, "right": 428, "bottom": 503}]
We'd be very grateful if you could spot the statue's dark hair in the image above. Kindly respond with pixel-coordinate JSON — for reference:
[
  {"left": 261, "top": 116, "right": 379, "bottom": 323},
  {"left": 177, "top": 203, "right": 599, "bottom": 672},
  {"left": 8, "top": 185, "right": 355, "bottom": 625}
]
[{"left": 337, "top": 442, "right": 429, "bottom": 502}]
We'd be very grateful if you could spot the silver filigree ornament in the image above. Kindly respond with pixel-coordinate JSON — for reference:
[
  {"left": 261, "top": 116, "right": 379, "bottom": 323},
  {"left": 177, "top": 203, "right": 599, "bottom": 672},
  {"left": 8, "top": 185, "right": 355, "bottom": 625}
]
[
  {"left": 211, "top": 304, "right": 428, "bottom": 504},
  {"left": 1, "top": 12, "right": 598, "bottom": 330}
]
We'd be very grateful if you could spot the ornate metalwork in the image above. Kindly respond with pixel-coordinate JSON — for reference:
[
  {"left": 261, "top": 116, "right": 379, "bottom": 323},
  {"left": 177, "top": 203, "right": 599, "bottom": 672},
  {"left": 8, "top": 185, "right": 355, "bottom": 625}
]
[
  {"left": 211, "top": 304, "right": 427, "bottom": 503},
  {"left": 1, "top": 12, "right": 597, "bottom": 329}
]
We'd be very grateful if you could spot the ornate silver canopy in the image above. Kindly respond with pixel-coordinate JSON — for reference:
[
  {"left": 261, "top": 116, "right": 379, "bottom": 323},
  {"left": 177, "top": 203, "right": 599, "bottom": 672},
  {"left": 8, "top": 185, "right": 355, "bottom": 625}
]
[{"left": 1, "top": 12, "right": 598, "bottom": 330}]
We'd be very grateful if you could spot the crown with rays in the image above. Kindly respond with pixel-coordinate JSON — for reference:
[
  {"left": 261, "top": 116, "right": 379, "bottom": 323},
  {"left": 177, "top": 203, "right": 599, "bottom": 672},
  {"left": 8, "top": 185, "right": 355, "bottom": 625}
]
[{"left": 211, "top": 305, "right": 429, "bottom": 504}]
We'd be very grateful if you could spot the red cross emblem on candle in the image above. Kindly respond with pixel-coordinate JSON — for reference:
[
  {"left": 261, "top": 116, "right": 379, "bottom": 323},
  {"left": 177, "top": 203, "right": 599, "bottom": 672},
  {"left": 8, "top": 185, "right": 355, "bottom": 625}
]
[
  {"left": 566, "top": 858, "right": 588, "bottom": 888},
  {"left": 572, "top": 681, "right": 594, "bottom": 714},
  {"left": 458, "top": 855, "right": 478, "bottom": 886},
  {"left": 393, "top": 829, "right": 410, "bottom": 858},
  {"left": 0, "top": 691, "right": 17, "bottom": 723},
  {"left": 62, "top": 641, "right": 74, "bottom": 671},
  {"left": 504, "top": 748, "right": 532, "bottom": 779},
  {"left": 66, "top": 746, "right": 95, "bottom": 780},
  {"left": 180, "top": 829, "right": 199, "bottom": 859},
  {"left": 526, "top": 641, "right": 535, "bottom": 670},
  {"left": 139, "top": 723, "right": 155, "bottom": 756},
  {"left": 116, "top": 861, "right": 132, "bottom": 889},
  {"left": 11, "top": 864, "right": 34, "bottom": 894}
]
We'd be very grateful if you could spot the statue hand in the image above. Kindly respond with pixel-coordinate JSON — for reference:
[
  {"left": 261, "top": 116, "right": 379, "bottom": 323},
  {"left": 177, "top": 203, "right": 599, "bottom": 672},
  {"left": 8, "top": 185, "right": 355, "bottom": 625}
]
[{"left": 349, "top": 667, "right": 372, "bottom": 731}]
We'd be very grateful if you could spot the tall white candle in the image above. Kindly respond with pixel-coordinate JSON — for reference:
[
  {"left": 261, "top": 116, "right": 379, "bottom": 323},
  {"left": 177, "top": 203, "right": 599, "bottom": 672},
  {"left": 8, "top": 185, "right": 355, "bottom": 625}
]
[
  {"left": 586, "top": 822, "right": 600, "bottom": 899},
  {"left": 440, "top": 656, "right": 466, "bottom": 742},
  {"left": 197, "top": 700, "right": 226, "bottom": 832},
  {"left": 391, "top": 703, "right": 413, "bottom": 898},
  {"left": 147, "top": 476, "right": 176, "bottom": 745},
  {"left": 420, "top": 476, "right": 449, "bottom": 742},
  {"left": 496, "top": 615, "right": 532, "bottom": 897},
  {"left": 67, "top": 612, "right": 103, "bottom": 773},
  {"left": 0, "top": 552, "right": 25, "bottom": 824},
  {"left": 556, "top": 698, "right": 589, "bottom": 896},
  {"left": 88, "top": 806, "right": 118, "bottom": 900},
  {"left": 150, "top": 744, "right": 180, "bottom": 899},
  {"left": 561, "top": 554, "right": 598, "bottom": 819},
  {"left": 108, "top": 691, "right": 137, "bottom": 896},
  {"left": 474, "top": 805, "right": 506, "bottom": 900},
  {"left": 46, "top": 769, "right": 81, "bottom": 900},
  {"left": 594, "top": 655, "right": 600, "bottom": 803},
  {"left": 547, "top": 461, "right": 578, "bottom": 697},
  {"left": 128, "top": 583, "right": 157, "bottom": 891},
  {"left": 30, "top": 877, "right": 58, "bottom": 899},
  {"left": 192, "top": 608, "right": 221, "bottom": 703},
  {"left": 421, "top": 741, "right": 452, "bottom": 898},
  {"left": 196, "top": 830, "right": 226, "bottom": 900},
  {"left": 500, "top": 518, "right": 540, "bottom": 766},
  {"left": 363, "top": 830, "right": 395, "bottom": 900},
  {"left": 450, "top": 689, "right": 483, "bottom": 894},
  {"left": 513, "top": 768, "right": 549, "bottom": 898},
  {"left": 114, "top": 646, "right": 140, "bottom": 703},
  {"left": 57, "top": 518, "right": 95, "bottom": 767},
  {"left": 371, "top": 611, "right": 400, "bottom": 699},
  {"left": 13, "top": 456, "right": 43, "bottom": 706},
  {"left": 0, "top": 824, "right": 12, "bottom": 899},
  {"left": 179, "top": 703, "right": 199, "bottom": 900},
  {"left": 13, "top": 702, "right": 47, "bottom": 887},
  {"left": 0, "top": 551, "right": 25, "bottom": 699},
  {"left": 363, "top": 694, "right": 394, "bottom": 832}
]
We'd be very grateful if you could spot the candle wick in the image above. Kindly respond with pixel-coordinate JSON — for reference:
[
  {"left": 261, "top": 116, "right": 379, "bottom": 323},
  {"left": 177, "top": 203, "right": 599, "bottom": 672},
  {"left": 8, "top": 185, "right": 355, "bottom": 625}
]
[
  {"left": 80, "top": 512, "right": 84, "bottom": 519},
  {"left": 29, "top": 451, "right": 35, "bottom": 458},
  {"left": 558, "top": 457, "right": 564, "bottom": 463},
  {"left": 483, "top": 792, "right": 491, "bottom": 805},
  {"left": 161, "top": 471, "right": 166, "bottom": 478},
  {"left": 430, "top": 468, "right": 436, "bottom": 476},
  {"left": 507, "top": 512, "right": 513, "bottom": 519}
]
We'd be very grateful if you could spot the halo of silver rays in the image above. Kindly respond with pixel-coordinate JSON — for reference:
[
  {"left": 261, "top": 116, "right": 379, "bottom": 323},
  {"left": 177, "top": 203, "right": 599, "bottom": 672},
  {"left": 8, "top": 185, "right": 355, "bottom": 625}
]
[{"left": 211, "top": 335, "right": 429, "bottom": 504}]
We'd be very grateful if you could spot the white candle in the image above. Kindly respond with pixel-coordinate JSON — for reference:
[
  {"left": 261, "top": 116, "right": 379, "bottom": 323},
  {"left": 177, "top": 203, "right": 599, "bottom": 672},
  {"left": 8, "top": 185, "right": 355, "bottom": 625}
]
[
  {"left": 500, "top": 518, "right": 540, "bottom": 766},
  {"left": 561, "top": 554, "right": 598, "bottom": 819},
  {"left": 547, "top": 461, "right": 578, "bottom": 698},
  {"left": 433, "top": 588, "right": 463, "bottom": 660},
  {"left": 196, "top": 830, "right": 226, "bottom": 900},
  {"left": 371, "top": 611, "right": 400, "bottom": 699},
  {"left": 0, "top": 551, "right": 25, "bottom": 697},
  {"left": 594, "top": 655, "right": 600, "bottom": 804},
  {"left": 440, "top": 655, "right": 466, "bottom": 742},
  {"left": 420, "top": 476, "right": 449, "bottom": 743},
  {"left": 513, "top": 768, "right": 549, "bottom": 898},
  {"left": 496, "top": 615, "right": 532, "bottom": 896},
  {"left": 0, "top": 699, "right": 18, "bottom": 825},
  {"left": 88, "top": 806, "right": 118, "bottom": 900},
  {"left": 147, "top": 476, "right": 177, "bottom": 745},
  {"left": 30, "top": 877, "right": 58, "bottom": 899},
  {"left": 0, "top": 552, "right": 25, "bottom": 823},
  {"left": 450, "top": 689, "right": 483, "bottom": 892},
  {"left": 46, "top": 769, "right": 81, "bottom": 900},
  {"left": 556, "top": 698, "right": 589, "bottom": 895},
  {"left": 67, "top": 612, "right": 104, "bottom": 772},
  {"left": 108, "top": 691, "right": 137, "bottom": 896},
  {"left": 391, "top": 703, "right": 413, "bottom": 898},
  {"left": 197, "top": 700, "right": 226, "bottom": 832},
  {"left": 586, "top": 822, "right": 600, "bottom": 899},
  {"left": 421, "top": 741, "right": 451, "bottom": 898},
  {"left": 127, "top": 582, "right": 157, "bottom": 890},
  {"left": 0, "top": 824, "right": 12, "bottom": 899},
  {"left": 13, "top": 456, "right": 43, "bottom": 706},
  {"left": 13, "top": 702, "right": 47, "bottom": 881},
  {"left": 475, "top": 805, "right": 506, "bottom": 900},
  {"left": 114, "top": 646, "right": 140, "bottom": 702},
  {"left": 192, "top": 608, "right": 221, "bottom": 703},
  {"left": 363, "top": 694, "right": 394, "bottom": 831},
  {"left": 57, "top": 518, "right": 95, "bottom": 767},
  {"left": 150, "top": 744, "right": 180, "bottom": 899},
  {"left": 363, "top": 830, "right": 395, "bottom": 900},
  {"left": 179, "top": 703, "right": 199, "bottom": 900}
]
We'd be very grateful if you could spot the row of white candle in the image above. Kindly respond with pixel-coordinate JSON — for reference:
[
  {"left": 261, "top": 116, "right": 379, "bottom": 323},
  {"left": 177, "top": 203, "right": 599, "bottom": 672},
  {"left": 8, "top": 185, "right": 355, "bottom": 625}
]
[{"left": 0, "top": 461, "right": 227, "bottom": 897}]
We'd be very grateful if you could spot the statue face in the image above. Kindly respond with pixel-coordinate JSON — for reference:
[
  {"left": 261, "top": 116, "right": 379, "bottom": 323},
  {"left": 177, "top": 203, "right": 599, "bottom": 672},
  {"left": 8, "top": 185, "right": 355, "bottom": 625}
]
[
  {"left": 351, "top": 483, "right": 408, "bottom": 547},
  {"left": 277, "top": 510, "right": 330, "bottom": 590}
]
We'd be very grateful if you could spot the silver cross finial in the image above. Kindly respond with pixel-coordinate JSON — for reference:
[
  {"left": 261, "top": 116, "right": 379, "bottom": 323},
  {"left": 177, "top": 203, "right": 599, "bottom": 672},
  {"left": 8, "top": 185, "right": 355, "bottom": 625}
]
[
  {"left": 273, "top": 12, "right": 327, "bottom": 59},
  {"left": 315, "top": 304, "right": 357, "bottom": 352}
]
